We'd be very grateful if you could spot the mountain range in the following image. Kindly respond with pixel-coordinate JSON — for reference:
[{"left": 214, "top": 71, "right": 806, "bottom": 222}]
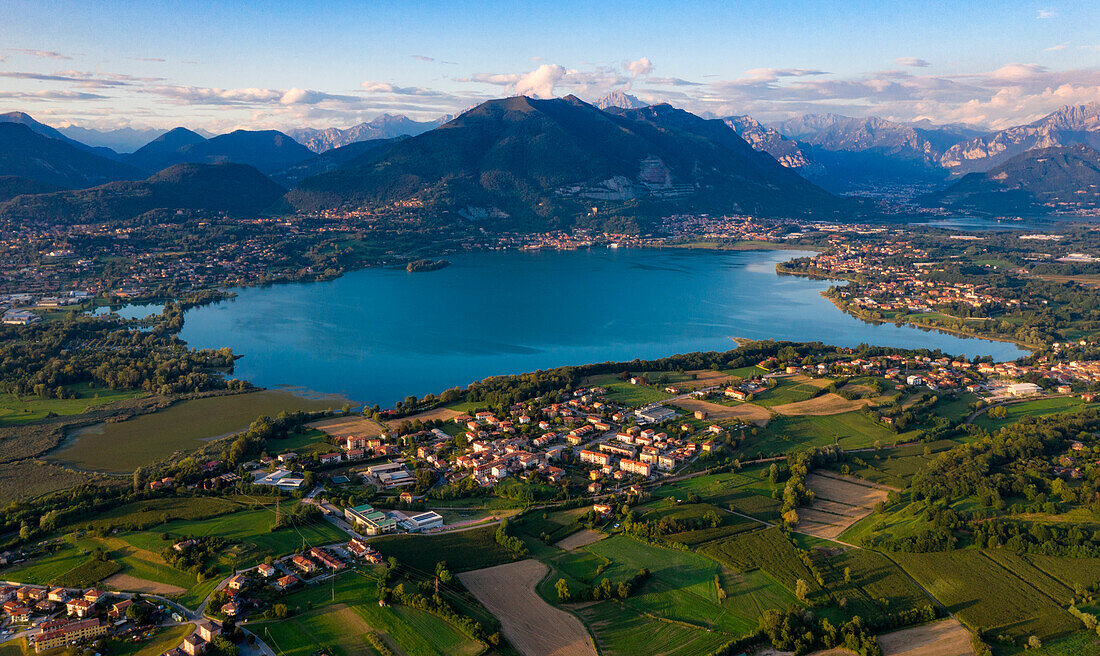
[
  {"left": 0, "top": 122, "right": 142, "bottom": 189},
  {"left": 0, "top": 162, "right": 285, "bottom": 224},
  {"left": 724, "top": 115, "right": 822, "bottom": 174},
  {"left": 286, "top": 95, "right": 848, "bottom": 222},
  {"left": 941, "top": 103, "right": 1100, "bottom": 173},
  {"left": 289, "top": 115, "right": 448, "bottom": 153},
  {"left": 6, "top": 99, "right": 1100, "bottom": 221},
  {"left": 270, "top": 137, "right": 407, "bottom": 188},
  {"left": 123, "top": 128, "right": 315, "bottom": 175},
  {"left": 56, "top": 124, "right": 174, "bottom": 153},
  {"left": 0, "top": 111, "right": 122, "bottom": 160},
  {"left": 925, "top": 144, "right": 1100, "bottom": 214}
]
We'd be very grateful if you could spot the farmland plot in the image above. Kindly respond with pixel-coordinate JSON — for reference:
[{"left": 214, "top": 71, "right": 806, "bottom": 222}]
[
  {"left": 459, "top": 560, "right": 596, "bottom": 656},
  {"left": 893, "top": 550, "right": 1079, "bottom": 641},
  {"left": 797, "top": 472, "right": 892, "bottom": 540},
  {"left": 876, "top": 618, "right": 975, "bottom": 656}
]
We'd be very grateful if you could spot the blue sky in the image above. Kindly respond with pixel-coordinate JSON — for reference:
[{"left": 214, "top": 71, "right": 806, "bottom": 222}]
[{"left": 1, "top": 0, "right": 1098, "bottom": 131}]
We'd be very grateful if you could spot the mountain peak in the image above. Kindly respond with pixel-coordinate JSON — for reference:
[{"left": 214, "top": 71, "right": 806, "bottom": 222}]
[
  {"left": 286, "top": 95, "right": 844, "bottom": 222},
  {"left": 593, "top": 91, "right": 648, "bottom": 111},
  {"left": 942, "top": 101, "right": 1100, "bottom": 172}
]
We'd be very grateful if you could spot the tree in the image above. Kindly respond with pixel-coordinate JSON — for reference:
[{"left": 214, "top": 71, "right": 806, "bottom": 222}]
[
  {"left": 555, "top": 578, "right": 570, "bottom": 603},
  {"left": 211, "top": 635, "right": 238, "bottom": 656},
  {"left": 273, "top": 603, "right": 288, "bottom": 618},
  {"left": 1027, "top": 635, "right": 1042, "bottom": 649},
  {"left": 843, "top": 566, "right": 851, "bottom": 584},
  {"left": 795, "top": 578, "right": 810, "bottom": 602}
]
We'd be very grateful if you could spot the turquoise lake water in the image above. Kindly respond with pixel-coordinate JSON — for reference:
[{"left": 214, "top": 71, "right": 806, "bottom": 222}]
[{"left": 180, "top": 248, "right": 1026, "bottom": 406}]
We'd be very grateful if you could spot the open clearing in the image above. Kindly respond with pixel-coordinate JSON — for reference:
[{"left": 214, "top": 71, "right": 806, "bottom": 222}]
[
  {"left": 102, "top": 572, "right": 186, "bottom": 595},
  {"left": 672, "top": 398, "right": 771, "bottom": 426},
  {"left": 771, "top": 393, "right": 871, "bottom": 416},
  {"left": 555, "top": 529, "right": 605, "bottom": 551},
  {"left": 307, "top": 414, "right": 387, "bottom": 439},
  {"left": 386, "top": 407, "right": 463, "bottom": 427},
  {"left": 796, "top": 472, "right": 892, "bottom": 539},
  {"left": 787, "top": 374, "right": 833, "bottom": 388},
  {"left": 876, "top": 618, "right": 974, "bottom": 656},
  {"left": 51, "top": 390, "right": 341, "bottom": 472},
  {"left": 459, "top": 559, "right": 597, "bottom": 656}
]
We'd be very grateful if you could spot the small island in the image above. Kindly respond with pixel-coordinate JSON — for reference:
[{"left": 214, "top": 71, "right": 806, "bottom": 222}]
[{"left": 406, "top": 258, "right": 450, "bottom": 272}]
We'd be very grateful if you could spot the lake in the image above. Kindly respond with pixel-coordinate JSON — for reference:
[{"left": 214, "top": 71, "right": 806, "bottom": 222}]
[{"left": 180, "top": 248, "right": 1026, "bottom": 406}]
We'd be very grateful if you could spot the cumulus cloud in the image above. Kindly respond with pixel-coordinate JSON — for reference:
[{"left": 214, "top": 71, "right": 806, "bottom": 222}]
[
  {"left": 895, "top": 57, "right": 931, "bottom": 68},
  {"left": 513, "top": 64, "right": 567, "bottom": 98},
  {"left": 625, "top": 57, "right": 653, "bottom": 76}
]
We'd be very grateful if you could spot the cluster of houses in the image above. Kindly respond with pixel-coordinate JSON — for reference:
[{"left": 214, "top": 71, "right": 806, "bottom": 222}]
[
  {"left": 805, "top": 242, "right": 1022, "bottom": 315},
  {"left": 577, "top": 425, "right": 699, "bottom": 490},
  {"left": 0, "top": 585, "right": 142, "bottom": 653}
]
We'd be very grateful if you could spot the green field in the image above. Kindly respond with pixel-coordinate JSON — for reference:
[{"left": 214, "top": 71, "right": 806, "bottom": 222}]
[
  {"left": 7, "top": 496, "right": 344, "bottom": 609},
  {"left": 1026, "top": 554, "right": 1100, "bottom": 591},
  {"left": 52, "top": 557, "right": 122, "bottom": 587},
  {"left": 512, "top": 507, "right": 586, "bottom": 543},
  {"left": 0, "top": 383, "right": 145, "bottom": 426},
  {"left": 48, "top": 390, "right": 343, "bottom": 472},
  {"left": 998, "top": 630, "right": 1100, "bottom": 656},
  {"left": 812, "top": 548, "right": 934, "bottom": 624},
  {"left": 892, "top": 549, "right": 1079, "bottom": 641},
  {"left": 743, "top": 410, "right": 914, "bottom": 457},
  {"left": 73, "top": 495, "right": 247, "bottom": 531},
  {"left": 371, "top": 524, "right": 517, "bottom": 574},
  {"left": 700, "top": 527, "right": 822, "bottom": 599},
  {"left": 648, "top": 467, "right": 784, "bottom": 515},
  {"left": 582, "top": 374, "right": 674, "bottom": 407},
  {"left": 751, "top": 378, "right": 823, "bottom": 407},
  {"left": 265, "top": 428, "right": 333, "bottom": 456},
  {"left": 575, "top": 600, "right": 733, "bottom": 656},
  {"left": 572, "top": 535, "right": 791, "bottom": 633},
  {"left": 256, "top": 571, "right": 484, "bottom": 656},
  {"left": 105, "top": 624, "right": 194, "bottom": 656},
  {"left": 542, "top": 534, "right": 796, "bottom": 652},
  {"left": 826, "top": 440, "right": 958, "bottom": 488},
  {"left": 973, "top": 397, "right": 1086, "bottom": 431}
]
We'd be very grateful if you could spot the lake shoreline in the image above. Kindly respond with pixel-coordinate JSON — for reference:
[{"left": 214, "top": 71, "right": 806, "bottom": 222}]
[{"left": 179, "top": 248, "right": 1026, "bottom": 407}]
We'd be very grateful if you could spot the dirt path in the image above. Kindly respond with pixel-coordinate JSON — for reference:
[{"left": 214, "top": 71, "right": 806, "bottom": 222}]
[
  {"left": 555, "top": 529, "right": 605, "bottom": 551},
  {"left": 103, "top": 573, "right": 186, "bottom": 595},
  {"left": 876, "top": 618, "right": 974, "bottom": 656},
  {"left": 459, "top": 560, "right": 597, "bottom": 656}
]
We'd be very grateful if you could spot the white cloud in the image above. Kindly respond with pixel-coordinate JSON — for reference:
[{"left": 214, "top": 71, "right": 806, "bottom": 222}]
[
  {"left": 1036, "top": 8, "right": 1056, "bottom": 19},
  {"left": 360, "top": 81, "right": 448, "bottom": 96},
  {"left": 4, "top": 48, "right": 71, "bottom": 60},
  {"left": 1044, "top": 43, "right": 1069, "bottom": 52},
  {"left": 625, "top": 57, "right": 653, "bottom": 77},
  {"left": 513, "top": 64, "right": 567, "bottom": 98},
  {"left": 895, "top": 57, "right": 931, "bottom": 68}
]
